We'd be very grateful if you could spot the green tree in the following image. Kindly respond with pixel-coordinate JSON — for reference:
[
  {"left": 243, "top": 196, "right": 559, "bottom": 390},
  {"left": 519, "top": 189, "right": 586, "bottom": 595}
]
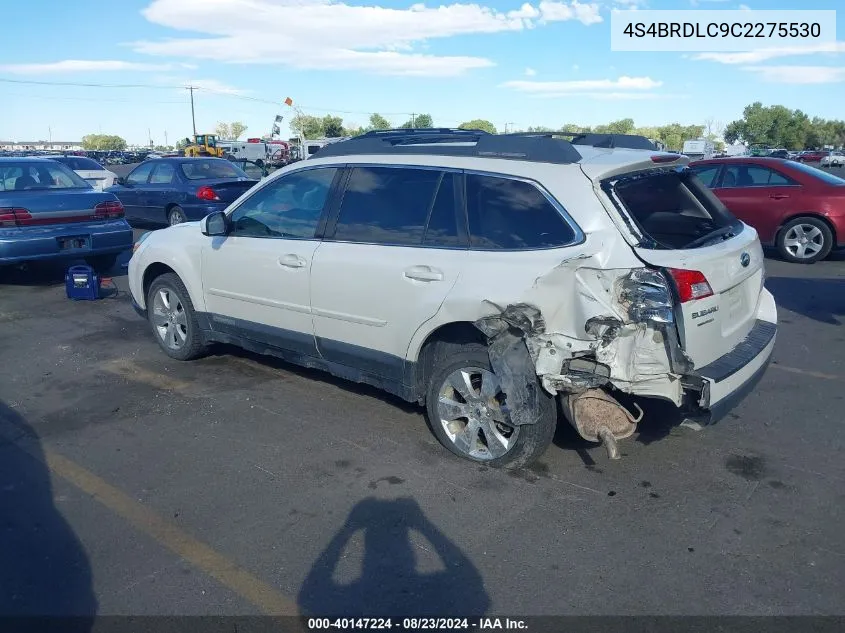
[
  {"left": 459, "top": 119, "right": 497, "bottom": 134},
  {"left": 231, "top": 122, "right": 247, "bottom": 140},
  {"left": 81, "top": 134, "right": 127, "bottom": 151},
  {"left": 594, "top": 118, "right": 635, "bottom": 135},
  {"left": 322, "top": 115, "right": 345, "bottom": 138},
  {"left": 290, "top": 114, "right": 325, "bottom": 139},
  {"left": 527, "top": 125, "right": 557, "bottom": 133},
  {"left": 175, "top": 138, "right": 191, "bottom": 151},
  {"left": 368, "top": 113, "right": 391, "bottom": 131},
  {"left": 399, "top": 113, "right": 434, "bottom": 128}
]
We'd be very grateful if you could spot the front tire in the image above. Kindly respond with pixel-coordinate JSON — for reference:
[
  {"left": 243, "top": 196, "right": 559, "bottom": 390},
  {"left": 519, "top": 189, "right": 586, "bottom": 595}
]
[
  {"left": 777, "top": 216, "right": 833, "bottom": 264},
  {"left": 425, "top": 343, "right": 557, "bottom": 468},
  {"left": 146, "top": 273, "right": 206, "bottom": 361}
]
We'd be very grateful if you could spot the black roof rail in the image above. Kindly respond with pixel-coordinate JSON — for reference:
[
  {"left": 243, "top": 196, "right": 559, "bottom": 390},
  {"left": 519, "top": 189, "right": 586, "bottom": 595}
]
[
  {"left": 554, "top": 131, "right": 659, "bottom": 151},
  {"left": 312, "top": 127, "right": 583, "bottom": 164}
]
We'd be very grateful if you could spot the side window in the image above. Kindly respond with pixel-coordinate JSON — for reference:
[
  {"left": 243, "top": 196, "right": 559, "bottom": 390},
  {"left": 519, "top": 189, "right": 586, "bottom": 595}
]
[
  {"left": 722, "top": 165, "right": 794, "bottom": 187},
  {"left": 127, "top": 163, "right": 154, "bottom": 185},
  {"left": 149, "top": 163, "right": 176, "bottom": 185},
  {"left": 691, "top": 165, "right": 719, "bottom": 188},
  {"left": 465, "top": 174, "right": 576, "bottom": 250},
  {"left": 423, "top": 172, "right": 462, "bottom": 248},
  {"left": 333, "top": 167, "right": 444, "bottom": 246},
  {"left": 229, "top": 167, "right": 337, "bottom": 239}
]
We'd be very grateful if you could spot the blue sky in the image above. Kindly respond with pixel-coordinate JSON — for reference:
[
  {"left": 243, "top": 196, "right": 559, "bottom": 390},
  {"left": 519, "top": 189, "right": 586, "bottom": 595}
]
[{"left": 1, "top": 0, "right": 843, "bottom": 145}]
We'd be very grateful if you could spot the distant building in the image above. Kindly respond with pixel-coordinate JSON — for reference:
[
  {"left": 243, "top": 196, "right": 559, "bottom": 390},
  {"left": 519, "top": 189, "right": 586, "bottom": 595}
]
[
  {"left": 724, "top": 143, "right": 748, "bottom": 156},
  {"left": 0, "top": 140, "right": 83, "bottom": 151}
]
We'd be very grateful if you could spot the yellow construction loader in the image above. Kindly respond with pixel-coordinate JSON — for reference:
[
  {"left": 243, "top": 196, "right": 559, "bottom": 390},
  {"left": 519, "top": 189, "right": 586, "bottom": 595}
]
[{"left": 183, "top": 134, "right": 227, "bottom": 158}]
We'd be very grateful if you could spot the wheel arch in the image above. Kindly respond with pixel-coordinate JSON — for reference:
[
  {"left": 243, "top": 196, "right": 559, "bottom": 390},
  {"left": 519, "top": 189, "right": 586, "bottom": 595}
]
[
  {"left": 775, "top": 212, "right": 838, "bottom": 246},
  {"left": 409, "top": 321, "right": 487, "bottom": 405},
  {"left": 140, "top": 260, "right": 205, "bottom": 313}
]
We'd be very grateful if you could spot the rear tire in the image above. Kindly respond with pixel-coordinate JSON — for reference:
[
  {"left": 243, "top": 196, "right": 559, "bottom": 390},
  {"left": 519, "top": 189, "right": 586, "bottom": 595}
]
[
  {"left": 168, "top": 206, "right": 187, "bottom": 226},
  {"left": 425, "top": 343, "right": 557, "bottom": 468},
  {"left": 776, "top": 216, "right": 833, "bottom": 264},
  {"left": 146, "top": 273, "right": 206, "bottom": 361},
  {"left": 84, "top": 253, "right": 118, "bottom": 273}
]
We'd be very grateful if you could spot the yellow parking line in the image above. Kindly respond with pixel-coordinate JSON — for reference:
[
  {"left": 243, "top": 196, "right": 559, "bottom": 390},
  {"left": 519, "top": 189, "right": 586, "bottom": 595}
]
[
  {"left": 101, "top": 358, "right": 192, "bottom": 393},
  {"left": 36, "top": 447, "right": 299, "bottom": 616}
]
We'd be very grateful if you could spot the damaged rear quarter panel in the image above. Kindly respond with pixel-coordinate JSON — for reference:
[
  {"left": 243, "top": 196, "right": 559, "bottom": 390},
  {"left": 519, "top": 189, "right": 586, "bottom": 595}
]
[{"left": 405, "top": 167, "right": 685, "bottom": 406}]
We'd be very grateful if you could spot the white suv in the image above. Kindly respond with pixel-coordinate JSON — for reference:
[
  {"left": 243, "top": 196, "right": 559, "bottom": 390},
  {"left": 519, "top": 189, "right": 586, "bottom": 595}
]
[{"left": 128, "top": 129, "right": 777, "bottom": 467}]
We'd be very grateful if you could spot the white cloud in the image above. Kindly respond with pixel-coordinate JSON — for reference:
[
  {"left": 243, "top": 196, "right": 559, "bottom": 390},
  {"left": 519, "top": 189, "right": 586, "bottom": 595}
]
[
  {"left": 525, "top": 67, "right": 537, "bottom": 76},
  {"left": 0, "top": 60, "right": 195, "bottom": 74},
  {"left": 131, "top": 0, "right": 602, "bottom": 76},
  {"left": 738, "top": 4, "right": 751, "bottom": 9},
  {"left": 612, "top": 0, "right": 647, "bottom": 9},
  {"left": 693, "top": 42, "right": 845, "bottom": 64},
  {"left": 743, "top": 65, "right": 845, "bottom": 84},
  {"left": 500, "top": 75, "right": 663, "bottom": 98}
]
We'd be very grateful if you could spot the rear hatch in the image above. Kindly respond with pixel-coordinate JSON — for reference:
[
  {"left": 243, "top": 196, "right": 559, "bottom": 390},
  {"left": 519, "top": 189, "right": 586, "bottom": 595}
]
[{"left": 595, "top": 163, "right": 764, "bottom": 368}]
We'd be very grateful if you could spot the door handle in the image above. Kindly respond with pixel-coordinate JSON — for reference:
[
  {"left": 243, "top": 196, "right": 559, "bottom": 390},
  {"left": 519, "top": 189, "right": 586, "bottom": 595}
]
[
  {"left": 404, "top": 265, "right": 443, "bottom": 282},
  {"left": 279, "top": 254, "right": 306, "bottom": 268},
  {"left": 769, "top": 193, "right": 789, "bottom": 199}
]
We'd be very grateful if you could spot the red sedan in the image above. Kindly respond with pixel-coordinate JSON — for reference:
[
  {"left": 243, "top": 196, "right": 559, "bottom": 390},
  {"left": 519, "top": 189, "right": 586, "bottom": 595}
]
[
  {"left": 689, "top": 157, "right": 845, "bottom": 263},
  {"left": 797, "top": 150, "right": 828, "bottom": 163}
]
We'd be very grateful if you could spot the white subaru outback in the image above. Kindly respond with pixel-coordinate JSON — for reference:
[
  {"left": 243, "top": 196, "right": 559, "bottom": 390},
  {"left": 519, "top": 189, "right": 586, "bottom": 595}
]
[{"left": 128, "top": 129, "right": 777, "bottom": 468}]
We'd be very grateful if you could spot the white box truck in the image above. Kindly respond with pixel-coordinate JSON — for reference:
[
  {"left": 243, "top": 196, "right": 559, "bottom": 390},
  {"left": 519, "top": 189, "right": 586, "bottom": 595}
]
[{"left": 682, "top": 139, "right": 715, "bottom": 161}]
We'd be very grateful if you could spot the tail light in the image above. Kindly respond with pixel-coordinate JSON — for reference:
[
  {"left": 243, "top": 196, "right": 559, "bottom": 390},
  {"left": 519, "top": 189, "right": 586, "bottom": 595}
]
[
  {"left": 618, "top": 268, "right": 675, "bottom": 324},
  {"left": 0, "top": 207, "right": 33, "bottom": 227},
  {"left": 651, "top": 154, "right": 679, "bottom": 163},
  {"left": 667, "top": 268, "right": 714, "bottom": 303},
  {"left": 93, "top": 200, "right": 124, "bottom": 219},
  {"left": 197, "top": 186, "right": 219, "bottom": 201}
]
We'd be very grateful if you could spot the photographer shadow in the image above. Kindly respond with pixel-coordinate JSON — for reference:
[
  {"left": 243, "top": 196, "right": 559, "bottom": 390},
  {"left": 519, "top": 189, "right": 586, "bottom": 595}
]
[
  {"left": 0, "top": 401, "right": 97, "bottom": 628},
  {"left": 298, "top": 497, "right": 490, "bottom": 618}
]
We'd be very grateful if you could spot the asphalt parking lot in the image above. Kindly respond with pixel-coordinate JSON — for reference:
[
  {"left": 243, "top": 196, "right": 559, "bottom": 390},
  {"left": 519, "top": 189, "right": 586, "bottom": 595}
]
[{"left": 1, "top": 232, "right": 844, "bottom": 617}]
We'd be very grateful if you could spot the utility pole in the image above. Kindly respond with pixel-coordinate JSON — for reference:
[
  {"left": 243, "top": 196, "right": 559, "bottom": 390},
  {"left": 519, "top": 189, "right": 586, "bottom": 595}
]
[
  {"left": 48, "top": 126, "right": 52, "bottom": 144},
  {"left": 506, "top": 122, "right": 515, "bottom": 134},
  {"left": 186, "top": 86, "right": 197, "bottom": 136},
  {"left": 411, "top": 113, "right": 416, "bottom": 128},
  {"left": 164, "top": 131, "right": 168, "bottom": 147}
]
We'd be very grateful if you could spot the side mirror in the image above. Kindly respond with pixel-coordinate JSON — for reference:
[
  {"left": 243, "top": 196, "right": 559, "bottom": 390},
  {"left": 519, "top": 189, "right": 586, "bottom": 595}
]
[
  {"left": 116, "top": 177, "right": 127, "bottom": 186},
  {"left": 201, "top": 211, "right": 228, "bottom": 237}
]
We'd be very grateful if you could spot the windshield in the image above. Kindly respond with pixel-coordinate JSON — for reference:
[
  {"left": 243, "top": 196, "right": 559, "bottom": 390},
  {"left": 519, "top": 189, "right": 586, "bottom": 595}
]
[
  {"left": 0, "top": 161, "right": 91, "bottom": 191},
  {"left": 180, "top": 160, "right": 246, "bottom": 180},
  {"left": 604, "top": 168, "right": 742, "bottom": 250},
  {"left": 789, "top": 161, "right": 845, "bottom": 185}
]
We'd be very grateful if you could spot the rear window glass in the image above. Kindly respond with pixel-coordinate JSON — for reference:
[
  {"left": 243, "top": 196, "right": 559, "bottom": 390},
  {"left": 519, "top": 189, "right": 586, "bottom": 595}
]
[
  {"left": 52, "top": 156, "right": 104, "bottom": 171},
  {"left": 465, "top": 174, "right": 576, "bottom": 250},
  {"left": 607, "top": 169, "right": 742, "bottom": 250},
  {"left": 0, "top": 162, "right": 90, "bottom": 191},
  {"left": 788, "top": 161, "right": 845, "bottom": 185},
  {"left": 180, "top": 160, "right": 245, "bottom": 180}
]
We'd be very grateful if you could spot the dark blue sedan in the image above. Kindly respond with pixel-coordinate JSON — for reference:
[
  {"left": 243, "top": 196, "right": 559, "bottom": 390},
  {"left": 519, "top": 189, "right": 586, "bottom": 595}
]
[
  {"left": 0, "top": 157, "right": 133, "bottom": 271},
  {"left": 108, "top": 157, "right": 258, "bottom": 226}
]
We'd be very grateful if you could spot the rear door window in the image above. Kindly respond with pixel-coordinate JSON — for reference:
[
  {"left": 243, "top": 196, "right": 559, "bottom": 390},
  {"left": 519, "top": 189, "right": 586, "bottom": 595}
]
[
  {"left": 332, "top": 166, "right": 461, "bottom": 247},
  {"left": 721, "top": 164, "right": 796, "bottom": 187},
  {"left": 127, "top": 163, "right": 154, "bottom": 185},
  {"left": 149, "top": 163, "right": 176, "bottom": 185},
  {"left": 690, "top": 164, "right": 720, "bottom": 188},
  {"left": 606, "top": 169, "right": 743, "bottom": 250},
  {"left": 465, "top": 174, "right": 576, "bottom": 250}
]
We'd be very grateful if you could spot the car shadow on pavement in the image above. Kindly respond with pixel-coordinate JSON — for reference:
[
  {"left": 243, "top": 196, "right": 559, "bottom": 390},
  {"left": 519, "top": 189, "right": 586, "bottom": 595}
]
[
  {"left": 297, "top": 497, "right": 490, "bottom": 618},
  {"left": 0, "top": 401, "right": 97, "bottom": 627},
  {"left": 766, "top": 276, "right": 845, "bottom": 325},
  {"left": 0, "top": 254, "right": 129, "bottom": 288}
]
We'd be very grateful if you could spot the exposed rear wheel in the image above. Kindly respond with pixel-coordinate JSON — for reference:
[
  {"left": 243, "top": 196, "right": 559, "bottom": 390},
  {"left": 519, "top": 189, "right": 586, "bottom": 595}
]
[
  {"left": 777, "top": 216, "right": 833, "bottom": 264},
  {"left": 425, "top": 344, "right": 556, "bottom": 468}
]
